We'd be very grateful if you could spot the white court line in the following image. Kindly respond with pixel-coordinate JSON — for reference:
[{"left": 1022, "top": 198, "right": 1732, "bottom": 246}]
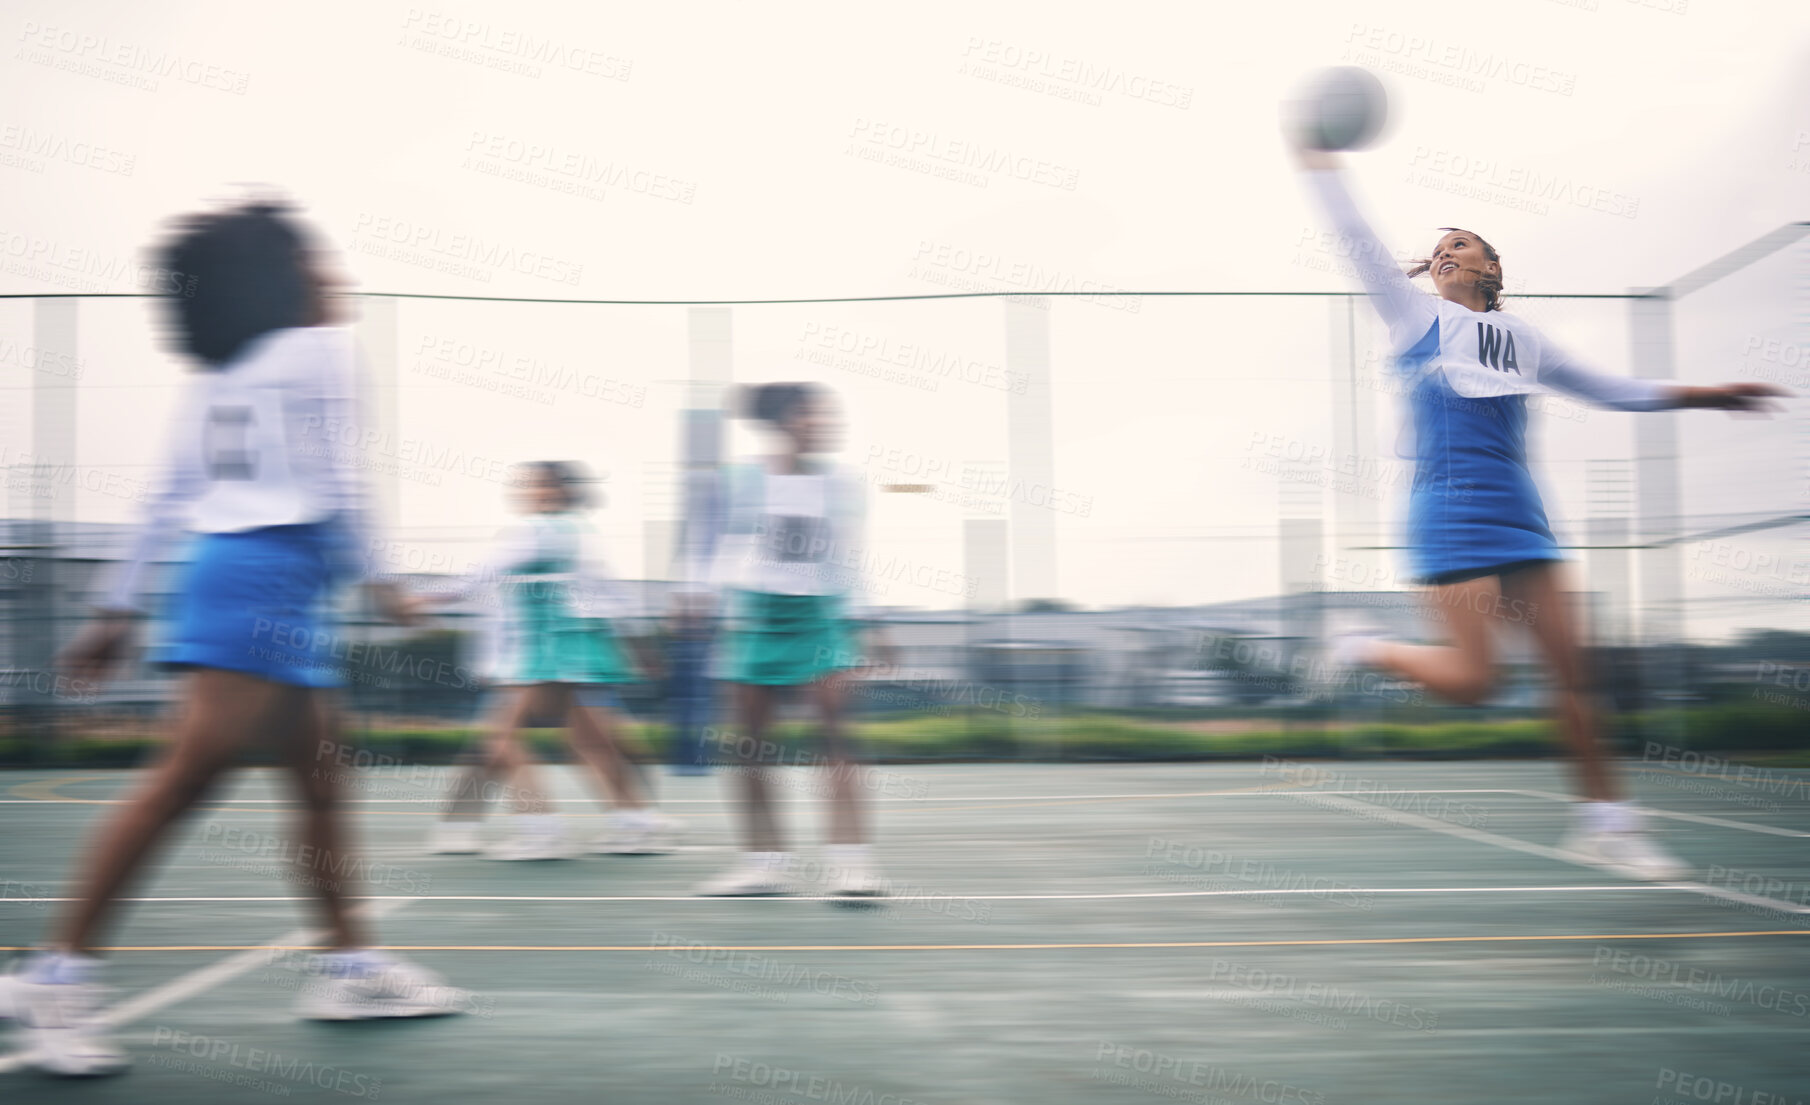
[
  {"left": 0, "top": 898, "right": 411, "bottom": 1075},
  {"left": 1290, "top": 792, "right": 1810, "bottom": 919},
  {"left": 10, "top": 886, "right": 1721, "bottom": 905},
  {"left": 1508, "top": 787, "right": 1810, "bottom": 840},
  {"left": 0, "top": 788, "right": 1529, "bottom": 806}
]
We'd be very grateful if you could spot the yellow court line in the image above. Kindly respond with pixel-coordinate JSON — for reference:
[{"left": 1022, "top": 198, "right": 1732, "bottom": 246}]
[
  {"left": 8, "top": 930, "right": 1805, "bottom": 953},
  {"left": 6, "top": 774, "right": 108, "bottom": 802}
]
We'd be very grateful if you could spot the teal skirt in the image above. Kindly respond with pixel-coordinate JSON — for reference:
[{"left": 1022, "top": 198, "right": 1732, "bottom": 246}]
[
  {"left": 499, "top": 614, "right": 637, "bottom": 686},
  {"left": 718, "top": 591, "right": 857, "bottom": 686}
]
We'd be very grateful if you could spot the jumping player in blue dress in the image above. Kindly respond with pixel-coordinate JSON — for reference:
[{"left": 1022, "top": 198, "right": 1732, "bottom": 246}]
[
  {"left": 1293, "top": 141, "right": 1785, "bottom": 880},
  {"left": 0, "top": 202, "right": 471, "bottom": 1077}
]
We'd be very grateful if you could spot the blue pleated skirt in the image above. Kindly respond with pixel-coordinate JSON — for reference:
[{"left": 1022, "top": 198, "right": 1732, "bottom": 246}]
[{"left": 160, "top": 524, "right": 343, "bottom": 688}]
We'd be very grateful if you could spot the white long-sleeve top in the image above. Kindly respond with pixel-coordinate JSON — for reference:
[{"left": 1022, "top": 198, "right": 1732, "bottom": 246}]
[
  {"left": 425, "top": 512, "right": 629, "bottom": 684},
  {"left": 1304, "top": 169, "right": 1677, "bottom": 411},
  {"left": 699, "top": 459, "right": 870, "bottom": 612},
  {"left": 102, "top": 326, "right": 374, "bottom": 612}
]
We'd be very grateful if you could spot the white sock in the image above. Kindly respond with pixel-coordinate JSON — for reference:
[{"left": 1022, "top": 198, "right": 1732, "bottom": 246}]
[
  {"left": 1579, "top": 801, "right": 1637, "bottom": 835},
  {"left": 24, "top": 950, "right": 103, "bottom": 986}
]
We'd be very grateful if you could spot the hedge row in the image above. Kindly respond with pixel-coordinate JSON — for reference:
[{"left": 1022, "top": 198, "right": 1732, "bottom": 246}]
[{"left": 2, "top": 701, "right": 1805, "bottom": 768}]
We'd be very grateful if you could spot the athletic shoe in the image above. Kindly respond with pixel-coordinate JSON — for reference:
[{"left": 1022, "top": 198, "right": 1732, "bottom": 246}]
[
  {"left": 1300, "top": 625, "right": 1390, "bottom": 702},
  {"left": 0, "top": 964, "right": 128, "bottom": 1077},
  {"left": 426, "top": 820, "right": 483, "bottom": 855},
  {"left": 295, "top": 954, "right": 473, "bottom": 1021},
  {"left": 485, "top": 818, "right": 576, "bottom": 861},
  {"left": 694, "top": 853, "right": 797, "bottom": 896},
  {"left": 591, "top": 810, "right": 683, "bottom": 855},
  {"left": 1559, "top": 829, "right": 1690, "bottom": 881},
  {"left": 825, "top": 864, "right": 889, "bottom": 901},
  {"left": 1327, "top": 627, "right": 1389, "bottom": 671}
]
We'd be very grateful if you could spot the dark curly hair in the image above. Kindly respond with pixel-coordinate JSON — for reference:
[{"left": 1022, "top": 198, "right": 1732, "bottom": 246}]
[
  {"left": 1406, "top": 228, "right": 1504, "bottom": 312},
  {"left": 153, "top": 202, "right": 317, "bottom": 368}
]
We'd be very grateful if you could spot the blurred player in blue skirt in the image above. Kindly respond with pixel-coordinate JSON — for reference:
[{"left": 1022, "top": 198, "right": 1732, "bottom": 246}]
[{"left": 0, "top": 201, "right": 470, "bottom": 1077}]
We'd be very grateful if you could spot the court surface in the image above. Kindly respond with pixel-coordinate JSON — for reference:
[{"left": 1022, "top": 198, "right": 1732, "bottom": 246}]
[{"left": 2, "top": 759, "right": 1807, "bottom": 1104}]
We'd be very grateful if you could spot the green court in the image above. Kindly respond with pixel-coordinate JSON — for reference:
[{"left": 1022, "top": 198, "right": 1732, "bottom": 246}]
[{"left": 2, "top": 760, "right": 1807, "bottom": 1104}]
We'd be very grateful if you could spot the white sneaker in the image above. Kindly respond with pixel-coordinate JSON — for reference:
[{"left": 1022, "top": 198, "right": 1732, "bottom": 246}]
[
  {"left": 826, "top": 864, "right": 889, "bottom": 901},
  {"left": 694, "top": 853, "right": 797, "bottom": 896},
  {"left": 0, "top": 965, "right": 129, "bottom": 1077},
  {"left": 485, "top": 821, "right": 576, "bottom": 861},
  {"left": 592, "top": 810, "right": 683, "bottom": 855},
  {"left": 1304, "top": 626, "right": 1389, "bottom": 700},
  {"left": 1327, "top": 627, "right": 1389, "bottom": 671},
  {"left": 295, "top": 954, "right": 474, "bottom": 1021},
  {"left": 1560, "top": 829, "right": 1690, "bottom": 881},
  {"left": 427, "top": 820, "right": 484, "bottom": 854}
]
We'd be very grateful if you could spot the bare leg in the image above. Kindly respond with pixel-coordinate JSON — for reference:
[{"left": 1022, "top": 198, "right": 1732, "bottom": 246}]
[
  {"left": 283, "top": 693, "right": 368, "bottom": 950},
  {"left": 565, "top": 692, "right": 650, "bottom": 810},
  {"left": 56, "top": 670, "right": 298, "bottom": 954},
  {"left": 1501, "top": 563, "right": 1618, "bottom": 802},
  {"left": 810, "top": 672, "right": 865, "bottom": 846},
  {"left": 437, "top": 748, "right": 493, "bottom": 821},
  {"left": 443, "top": 686, "right": 551, "bottom": 818},
  {"left": 1369, "top": 576, "right": 1503, "bottom": 705},
  {"left": 730, "top": 683, "right": 783, "bottom": 852},
  {"left": 439, "top": 692, "right": 505, "bottom": 820}
]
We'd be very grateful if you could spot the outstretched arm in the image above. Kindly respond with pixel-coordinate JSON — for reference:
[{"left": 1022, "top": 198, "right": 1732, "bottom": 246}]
[
  {"left": 1293, "top": 143, "right": 1438, "bottom": 350},
  {"left": 1668, "top": 382, "right": 1789, "bottom": 412},
  {"left": 1541, "top": 341, "right": 1790, "bottom": 412}
]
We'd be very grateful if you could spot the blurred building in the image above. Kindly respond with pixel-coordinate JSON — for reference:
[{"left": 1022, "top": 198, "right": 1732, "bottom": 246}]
[{"left": 3, "top": 520, "right": 1558, "bottom": 720}]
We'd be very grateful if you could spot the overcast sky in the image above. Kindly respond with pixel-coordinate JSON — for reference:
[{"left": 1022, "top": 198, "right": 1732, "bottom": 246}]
[{"left": 3, "top": 0, "right": 1805, "bottom": 638}]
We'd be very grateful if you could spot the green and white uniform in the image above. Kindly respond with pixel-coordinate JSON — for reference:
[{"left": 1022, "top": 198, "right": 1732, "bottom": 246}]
[
  {"left": 456, "top": 513, "right": 635, "bottom": 686},
  {"left": 704, "top": 460, "right": 867, "bottom": 686}
]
